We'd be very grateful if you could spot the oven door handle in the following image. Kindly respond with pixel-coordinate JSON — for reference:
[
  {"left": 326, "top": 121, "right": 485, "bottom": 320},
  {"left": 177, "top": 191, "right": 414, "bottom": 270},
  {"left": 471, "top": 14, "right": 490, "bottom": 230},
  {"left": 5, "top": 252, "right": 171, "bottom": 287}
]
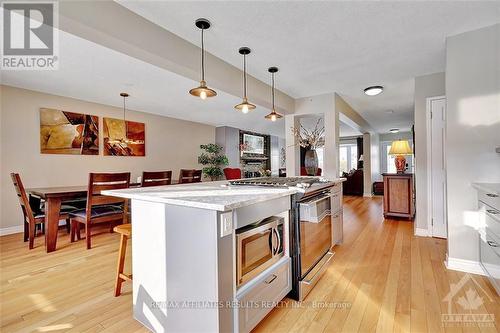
[{"left": 301, "top": 192, "right": 332, "bottom": 205}]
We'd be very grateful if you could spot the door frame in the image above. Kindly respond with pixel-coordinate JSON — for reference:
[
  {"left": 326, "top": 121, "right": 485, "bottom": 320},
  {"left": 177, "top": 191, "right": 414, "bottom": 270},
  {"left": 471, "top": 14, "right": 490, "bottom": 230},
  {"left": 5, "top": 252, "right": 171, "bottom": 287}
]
[{"left": 426, "top": 95, "right": 447, "bottom": 238}]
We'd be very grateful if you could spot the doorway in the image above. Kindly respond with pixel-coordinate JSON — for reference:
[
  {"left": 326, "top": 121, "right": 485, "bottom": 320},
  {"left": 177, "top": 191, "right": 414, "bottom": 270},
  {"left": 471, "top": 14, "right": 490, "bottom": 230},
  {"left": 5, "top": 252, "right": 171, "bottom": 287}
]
[{"left": 426, "top": 96, "right": 447, "bottom": 238}]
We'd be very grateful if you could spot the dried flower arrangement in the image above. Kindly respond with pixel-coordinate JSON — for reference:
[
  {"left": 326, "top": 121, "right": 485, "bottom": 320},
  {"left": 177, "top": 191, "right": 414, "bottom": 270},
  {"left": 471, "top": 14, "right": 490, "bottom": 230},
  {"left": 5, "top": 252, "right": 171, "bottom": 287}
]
[{"left": 291, "top": 118, "right": 325, "bottom": 150}]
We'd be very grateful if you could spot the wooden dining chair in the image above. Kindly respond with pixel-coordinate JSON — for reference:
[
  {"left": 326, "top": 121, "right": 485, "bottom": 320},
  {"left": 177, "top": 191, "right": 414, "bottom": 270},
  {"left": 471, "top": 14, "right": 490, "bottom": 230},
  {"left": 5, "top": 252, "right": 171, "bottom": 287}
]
[
  {"left": 178, "top": 169, "right": 202, "bottom": 184},
  {"left": 141, "top": 171, "right": 172, "bottom": 187},
  {"left": 70, "top": 172, "right": 130, "bottom": 249},
  {"left": 10, "top": 173, "right": 74, "bottom": 249}
]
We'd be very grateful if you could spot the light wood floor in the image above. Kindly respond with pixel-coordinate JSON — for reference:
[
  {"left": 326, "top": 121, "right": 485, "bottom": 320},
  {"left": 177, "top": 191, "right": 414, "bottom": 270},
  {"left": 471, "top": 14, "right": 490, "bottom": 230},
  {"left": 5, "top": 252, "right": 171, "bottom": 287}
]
[{"left": 1, "top": 196, "right": 498, "bottom": 333}]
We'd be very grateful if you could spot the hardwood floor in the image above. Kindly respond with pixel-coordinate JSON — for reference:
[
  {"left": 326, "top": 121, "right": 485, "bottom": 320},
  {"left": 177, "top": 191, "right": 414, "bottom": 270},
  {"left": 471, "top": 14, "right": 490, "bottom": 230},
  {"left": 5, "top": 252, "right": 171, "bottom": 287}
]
[{"left": 0, "top": 196, "right": 498, "bottom": 332}]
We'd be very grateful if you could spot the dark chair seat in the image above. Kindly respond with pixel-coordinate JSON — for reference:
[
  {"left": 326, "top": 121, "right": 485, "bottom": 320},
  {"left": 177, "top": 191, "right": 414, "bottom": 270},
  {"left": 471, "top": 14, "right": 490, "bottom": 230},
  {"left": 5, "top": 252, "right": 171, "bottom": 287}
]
[
  {"left": 69, "top": 205, "right": 123, "bottom": 219},
  {"left": 32, "top": 204, "right": 79, "bottom": 219}
]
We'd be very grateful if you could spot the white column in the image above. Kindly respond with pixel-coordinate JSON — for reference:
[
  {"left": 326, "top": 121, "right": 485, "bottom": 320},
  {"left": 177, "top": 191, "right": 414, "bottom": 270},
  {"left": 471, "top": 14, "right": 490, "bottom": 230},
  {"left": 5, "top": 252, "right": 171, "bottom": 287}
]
[{"left": 285, "top": 115, "right": 300, "bottom": 176}]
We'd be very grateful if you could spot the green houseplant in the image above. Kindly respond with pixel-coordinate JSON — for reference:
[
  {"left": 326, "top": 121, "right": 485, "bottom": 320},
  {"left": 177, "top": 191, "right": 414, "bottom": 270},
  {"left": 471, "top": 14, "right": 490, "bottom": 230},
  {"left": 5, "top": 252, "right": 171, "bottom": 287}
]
[{"left": 198, "top": 144, "right": 229, "bottom": 181}]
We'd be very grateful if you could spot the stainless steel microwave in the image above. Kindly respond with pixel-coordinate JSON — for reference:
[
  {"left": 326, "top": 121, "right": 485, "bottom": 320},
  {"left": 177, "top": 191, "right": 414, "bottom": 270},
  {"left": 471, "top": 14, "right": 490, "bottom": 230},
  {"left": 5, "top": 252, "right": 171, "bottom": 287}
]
[{"left": 236, "top": 216, "right": 284, "bottom": 286}]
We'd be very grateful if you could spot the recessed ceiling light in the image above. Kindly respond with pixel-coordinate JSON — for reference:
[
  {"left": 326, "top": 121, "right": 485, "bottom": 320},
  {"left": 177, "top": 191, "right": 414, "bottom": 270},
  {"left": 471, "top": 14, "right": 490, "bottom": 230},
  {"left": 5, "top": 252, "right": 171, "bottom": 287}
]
[
  {"left": 389, "top": 128, "right": 399, "bottom": 133},
  {"left": 386, "top": 109, "right": 394, "bottom": 114},
  {"left": 364, "top": 85, "right": 383, "bottom": 96}
]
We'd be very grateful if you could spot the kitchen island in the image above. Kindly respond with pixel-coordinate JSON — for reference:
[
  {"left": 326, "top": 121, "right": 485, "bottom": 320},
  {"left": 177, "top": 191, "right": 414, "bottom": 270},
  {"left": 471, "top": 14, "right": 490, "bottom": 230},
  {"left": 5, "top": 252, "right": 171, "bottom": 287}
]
[{"left": 103, "top": 178, "right": 344, "bottom": 333}]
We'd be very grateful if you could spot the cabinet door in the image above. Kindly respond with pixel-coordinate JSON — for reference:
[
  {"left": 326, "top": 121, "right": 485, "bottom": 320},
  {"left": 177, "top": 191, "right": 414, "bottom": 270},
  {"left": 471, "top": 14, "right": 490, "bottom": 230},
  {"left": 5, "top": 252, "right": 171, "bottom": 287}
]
[
  {"left": 388, "top": 177, "right": 410, "bottom": 214},
  {"left": 480, "top": 231, "right": 500, "bottom": 294}
]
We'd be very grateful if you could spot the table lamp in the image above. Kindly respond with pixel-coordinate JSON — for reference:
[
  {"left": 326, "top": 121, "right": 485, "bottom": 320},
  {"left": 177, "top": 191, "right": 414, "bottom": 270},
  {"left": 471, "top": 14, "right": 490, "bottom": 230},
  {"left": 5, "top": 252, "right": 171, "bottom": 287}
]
[{"left": 389, "top": 140, "right": 413, "bottom": 173}]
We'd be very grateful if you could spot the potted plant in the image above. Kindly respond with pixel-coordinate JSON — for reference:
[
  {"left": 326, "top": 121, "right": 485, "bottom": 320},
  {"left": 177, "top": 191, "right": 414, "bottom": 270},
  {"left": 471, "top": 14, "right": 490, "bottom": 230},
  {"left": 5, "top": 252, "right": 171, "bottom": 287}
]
[
  {"left": 198, "top": 144, "right": 229, "bottom": 181},
  {"left": 292, "top": 119, "right": 325, "bottom": 176}
]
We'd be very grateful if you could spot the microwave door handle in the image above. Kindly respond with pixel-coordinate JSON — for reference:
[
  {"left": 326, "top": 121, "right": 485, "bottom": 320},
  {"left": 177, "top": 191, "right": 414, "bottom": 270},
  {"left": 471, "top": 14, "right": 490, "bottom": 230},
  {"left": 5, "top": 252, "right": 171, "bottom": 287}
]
[
  {"left": 270, "top": 229, "right": 277, "bottom": 255},
  {"left": 274, "top": 227, "right": 281, "bottom": 255}
]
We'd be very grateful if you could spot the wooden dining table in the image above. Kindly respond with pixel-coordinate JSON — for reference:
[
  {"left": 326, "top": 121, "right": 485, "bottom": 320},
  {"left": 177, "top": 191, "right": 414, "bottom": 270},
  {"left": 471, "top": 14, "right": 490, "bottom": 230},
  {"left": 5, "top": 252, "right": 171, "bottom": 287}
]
[
  {"left": 27, "top": 186, "right": 88, "bottom": 253},
  {"left": 27, "top": 182, "right": 174, "bottom": 252}
]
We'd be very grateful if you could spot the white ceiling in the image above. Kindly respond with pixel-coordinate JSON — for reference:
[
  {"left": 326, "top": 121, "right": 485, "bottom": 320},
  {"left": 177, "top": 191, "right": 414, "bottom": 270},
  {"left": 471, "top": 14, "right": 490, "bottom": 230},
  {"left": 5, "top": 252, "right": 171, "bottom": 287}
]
[
  {"left": 118, "top": 0, "right": 500, "bottom": 133},
  {"left": 1, "top": 30, "right": 285, "bottom": 137}
]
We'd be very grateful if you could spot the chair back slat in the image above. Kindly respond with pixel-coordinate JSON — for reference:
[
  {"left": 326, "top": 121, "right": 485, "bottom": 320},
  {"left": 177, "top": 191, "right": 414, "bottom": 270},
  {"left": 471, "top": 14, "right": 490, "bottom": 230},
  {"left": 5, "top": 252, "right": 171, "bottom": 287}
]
[
  {"left": 142, "top": 171, "right": 172, "bottom": 187},
  {"left": 87, "top": 173, "right": 130, "bottom": 213},
  {"left": 178, "top": 169, "right": 202, "bottom": 184},
  {"left": 10, "top": 173, "right": 34, "bottom": 224}
]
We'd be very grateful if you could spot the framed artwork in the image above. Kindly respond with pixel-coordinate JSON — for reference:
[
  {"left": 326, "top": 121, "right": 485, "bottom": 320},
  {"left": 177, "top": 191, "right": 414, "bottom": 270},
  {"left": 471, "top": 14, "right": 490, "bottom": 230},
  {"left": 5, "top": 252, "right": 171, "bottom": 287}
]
[
  {"left": 40, "top": 108, "right": 99, "bottom": 155},
  {"left": 242, "top": 134, "right": 264, "bottom": 154},
  {"left": 103, "top": 117, "right": 145, "bottom": 156}
]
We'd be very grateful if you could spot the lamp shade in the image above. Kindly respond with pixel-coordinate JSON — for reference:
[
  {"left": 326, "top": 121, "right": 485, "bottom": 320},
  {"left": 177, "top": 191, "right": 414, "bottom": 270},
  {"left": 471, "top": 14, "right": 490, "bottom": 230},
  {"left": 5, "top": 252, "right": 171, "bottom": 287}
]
[
  {"left": 389, "top": 140, "right": 413, "bottom": 155},
  {"left": 358, "top": 154, "right": 364, "bottom": 162}
]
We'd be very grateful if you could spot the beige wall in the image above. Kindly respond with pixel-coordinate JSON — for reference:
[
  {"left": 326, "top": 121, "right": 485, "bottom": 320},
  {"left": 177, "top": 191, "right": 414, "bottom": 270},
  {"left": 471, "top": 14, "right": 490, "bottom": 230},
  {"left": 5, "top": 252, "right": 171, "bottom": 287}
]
[
  {"left": 414, "top": 72, "right": 445, "bottom": 232},
  {"left": 446, "top": 24, "right": 500, "bottom": 263},
  {"left": 0, "top": 85, "right": 215, "bottom": 230}
]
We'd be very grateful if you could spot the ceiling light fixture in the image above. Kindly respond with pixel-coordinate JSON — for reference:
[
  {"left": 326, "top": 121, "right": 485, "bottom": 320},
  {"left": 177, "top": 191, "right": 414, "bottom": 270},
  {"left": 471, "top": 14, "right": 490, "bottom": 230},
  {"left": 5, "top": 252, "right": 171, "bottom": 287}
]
[
  {"left": 389, "top": 128, "right": 399, "bottom": 133},
  {"left": 265, "top": 67, "right": 283, "bottom": 122},
  {"left": 364, "top": 85, "right": 384, "bottom": 96},
  {"left": 234, "top": 47, "right": 256, "bottom": 114},
  {"left": 189, "top": 18, "right": 217, "bottom": 100}
]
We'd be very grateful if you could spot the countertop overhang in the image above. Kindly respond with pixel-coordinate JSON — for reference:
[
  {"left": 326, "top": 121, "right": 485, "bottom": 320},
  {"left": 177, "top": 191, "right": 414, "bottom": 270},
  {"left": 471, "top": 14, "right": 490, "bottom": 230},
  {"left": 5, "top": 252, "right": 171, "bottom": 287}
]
[{"left": 102, "top": 178, "right": 345, "bottom": 211}]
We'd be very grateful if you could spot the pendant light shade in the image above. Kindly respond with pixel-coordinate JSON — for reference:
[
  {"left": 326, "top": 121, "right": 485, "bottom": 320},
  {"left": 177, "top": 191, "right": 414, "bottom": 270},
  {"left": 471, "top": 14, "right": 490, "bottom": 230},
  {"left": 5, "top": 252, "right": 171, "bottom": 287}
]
[
  {"left": 234, "top": 47, "right": 256, "bottom": 113},
  {"left": 189, "top": 18, "right": 217, "bottom": 99},
  {"left": 265, "top": 66, "right": 283, "bottom": 121}
]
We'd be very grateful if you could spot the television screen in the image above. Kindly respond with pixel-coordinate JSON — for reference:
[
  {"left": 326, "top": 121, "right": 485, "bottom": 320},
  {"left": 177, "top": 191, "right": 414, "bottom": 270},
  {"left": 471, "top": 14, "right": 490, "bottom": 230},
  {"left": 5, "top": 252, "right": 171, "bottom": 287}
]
[{"left": 243, "top": 134, "right": 264, "bottom": 154}]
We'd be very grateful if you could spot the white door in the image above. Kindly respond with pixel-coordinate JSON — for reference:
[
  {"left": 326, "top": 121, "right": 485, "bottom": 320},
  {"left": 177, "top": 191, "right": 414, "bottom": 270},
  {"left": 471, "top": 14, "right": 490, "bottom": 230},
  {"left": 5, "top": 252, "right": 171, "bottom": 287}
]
[{"left": 429, "top": 98, "right": 447, "bottom": 238}]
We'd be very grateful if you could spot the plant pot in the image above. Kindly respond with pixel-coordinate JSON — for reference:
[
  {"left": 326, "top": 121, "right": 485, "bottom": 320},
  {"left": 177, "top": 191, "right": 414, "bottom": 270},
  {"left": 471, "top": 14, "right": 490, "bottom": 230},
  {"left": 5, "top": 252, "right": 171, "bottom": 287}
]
[{"left": 304, "top": 149, "right": 318, "bottom": 176}]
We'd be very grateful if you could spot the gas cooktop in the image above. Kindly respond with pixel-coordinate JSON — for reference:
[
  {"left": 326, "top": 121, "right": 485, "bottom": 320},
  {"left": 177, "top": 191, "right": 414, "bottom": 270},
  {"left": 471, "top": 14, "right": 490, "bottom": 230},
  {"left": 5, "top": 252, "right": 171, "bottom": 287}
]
[{"left": 229, "top": 177, "right": 328, "bottom": 189}]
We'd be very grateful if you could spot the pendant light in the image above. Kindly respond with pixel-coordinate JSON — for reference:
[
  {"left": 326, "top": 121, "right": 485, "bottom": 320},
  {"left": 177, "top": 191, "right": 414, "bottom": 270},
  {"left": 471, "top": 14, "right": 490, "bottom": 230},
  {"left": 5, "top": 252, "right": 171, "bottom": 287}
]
[
  {"left": 189, "top": 18, "right": 217, "bottom": 99},
  {"left": 265, "top": 67, "right": 283, "bottom": 121},
  {"left": 120, "top": 92, "right": 131, "bottom": 144},
  {"left": 234, "top": 47, "right": 256, "bottom": 113}
]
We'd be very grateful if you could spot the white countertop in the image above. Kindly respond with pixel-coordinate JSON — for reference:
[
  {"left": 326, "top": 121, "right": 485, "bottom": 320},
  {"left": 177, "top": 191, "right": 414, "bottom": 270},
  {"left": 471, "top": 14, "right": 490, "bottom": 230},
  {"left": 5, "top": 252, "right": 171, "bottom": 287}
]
[
  {"left": 472, "top": 182, "right": 500, "bottom": 195},
  {"left": 102, "top": 178, "right": 345, "bottom": 211}
]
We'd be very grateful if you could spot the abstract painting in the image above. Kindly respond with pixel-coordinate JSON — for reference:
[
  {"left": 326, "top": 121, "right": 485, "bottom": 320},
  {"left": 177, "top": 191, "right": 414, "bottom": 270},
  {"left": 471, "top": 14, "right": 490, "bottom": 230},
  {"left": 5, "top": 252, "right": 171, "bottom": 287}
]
[
  {"left": 103, "top": 117, "right": 145, "bottom": 156},
  {"left": 40, "top": 108, "right": 99, "bottom": 155}
]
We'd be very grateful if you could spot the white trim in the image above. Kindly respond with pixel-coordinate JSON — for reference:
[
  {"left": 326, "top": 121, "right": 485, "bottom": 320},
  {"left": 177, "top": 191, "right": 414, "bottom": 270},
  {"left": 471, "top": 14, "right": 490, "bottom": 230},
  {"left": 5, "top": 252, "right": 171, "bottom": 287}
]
[
  {"left": 445, "top": 256, "right": 486, "bottom": 276},
  {"left": 0, "top": 225, "right": 23, "bottom": 236},
  {"left": 426, "top": 96, "right": 448, "bottom": 238},
  {"left": 415, "top": 227, "right": 430, "bottom": 237},
  {"left": 363, "top": 192, "right": 373, "bottom": 198}
]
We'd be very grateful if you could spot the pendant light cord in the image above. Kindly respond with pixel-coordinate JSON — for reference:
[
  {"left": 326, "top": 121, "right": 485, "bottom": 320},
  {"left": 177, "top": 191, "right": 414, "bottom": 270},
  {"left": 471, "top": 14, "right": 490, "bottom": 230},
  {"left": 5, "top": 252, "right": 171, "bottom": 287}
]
[
  {"left": 243, "top": 54, "right": 247, "bottom": 98},
  {"left": 123, "top": 96, "right": 126, "bottom": 122},
  {"left": 201, "top": 28, "right": 205, "bottom": 82},
  {"left": 272, "top": 72, "right": 275, "bottom": 110}
]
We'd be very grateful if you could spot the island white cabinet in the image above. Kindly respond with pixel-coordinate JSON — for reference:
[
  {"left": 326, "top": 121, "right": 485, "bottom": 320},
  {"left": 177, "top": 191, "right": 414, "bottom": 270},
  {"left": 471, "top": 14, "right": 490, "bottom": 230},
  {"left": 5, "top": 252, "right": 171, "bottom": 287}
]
[
  {"left": 103, "top": 182, "right": 296, "bottom": 333},
  {"left": 474, "top": 183, "right": 500, "bottom": 295}
]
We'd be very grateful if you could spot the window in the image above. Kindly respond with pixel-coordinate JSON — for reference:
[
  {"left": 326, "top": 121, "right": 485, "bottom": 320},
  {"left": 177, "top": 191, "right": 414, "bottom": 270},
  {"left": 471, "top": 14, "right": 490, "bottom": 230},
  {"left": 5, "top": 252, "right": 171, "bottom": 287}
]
[
  {"left": 380, "top": 140, "right": 414, "bottom": 173},
  {"left": 339, "top": 144, "right": 358, "bottom": 176}
]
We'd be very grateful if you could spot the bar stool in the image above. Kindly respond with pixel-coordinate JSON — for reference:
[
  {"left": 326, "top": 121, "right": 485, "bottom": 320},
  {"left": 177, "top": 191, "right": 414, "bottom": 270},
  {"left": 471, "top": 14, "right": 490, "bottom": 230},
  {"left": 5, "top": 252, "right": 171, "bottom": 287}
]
[{"left": 113, "top": 223, "right": 132, "bottom": 296}]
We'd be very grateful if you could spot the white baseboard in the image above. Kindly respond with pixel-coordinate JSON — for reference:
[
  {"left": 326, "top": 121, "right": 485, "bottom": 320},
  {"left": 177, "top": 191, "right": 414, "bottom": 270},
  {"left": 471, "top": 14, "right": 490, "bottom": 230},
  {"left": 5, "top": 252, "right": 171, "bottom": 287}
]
[
  {"left": 363, "top": 193, "right": 373, "bottom": 197},
  {"left": 0, "top": 225, "right": 23, "bottom": 236},
  {"left": 445, "top": 256, "right": 486, "bottom": 276},
  {"left": 415, "top": 227, "right": 430, "bottom": 237}
]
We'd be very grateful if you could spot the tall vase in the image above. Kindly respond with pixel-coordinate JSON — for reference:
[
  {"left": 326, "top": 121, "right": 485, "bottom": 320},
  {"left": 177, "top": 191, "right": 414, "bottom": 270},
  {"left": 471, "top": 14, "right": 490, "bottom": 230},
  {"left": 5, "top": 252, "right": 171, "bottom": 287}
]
[{"left": 304, "top": 149, "right": 318, "bottom": 176}]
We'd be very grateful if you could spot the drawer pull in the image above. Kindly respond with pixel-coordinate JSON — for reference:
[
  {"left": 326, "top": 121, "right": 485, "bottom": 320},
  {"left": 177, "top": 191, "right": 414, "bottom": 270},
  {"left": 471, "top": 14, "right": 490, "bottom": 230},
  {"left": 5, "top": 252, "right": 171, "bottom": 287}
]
[
  {"left": 264, "top": 274, "right": 277, "bottom": 284},
  {"left": 487, "top": 240, "right": 499, "bottom": 248},
  {"left": 486, "top": 209, "right": 499, "bottom": 215},
  {"left": 486, "top": 193, "right": 499, "bottom": 198}
]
